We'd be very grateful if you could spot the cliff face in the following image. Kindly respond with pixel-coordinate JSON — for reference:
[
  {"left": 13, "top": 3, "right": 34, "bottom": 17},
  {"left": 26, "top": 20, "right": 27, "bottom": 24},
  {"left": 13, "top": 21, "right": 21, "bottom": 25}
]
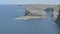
[{"left": 23, "top": 4, "right": 60, "bottom": 19}]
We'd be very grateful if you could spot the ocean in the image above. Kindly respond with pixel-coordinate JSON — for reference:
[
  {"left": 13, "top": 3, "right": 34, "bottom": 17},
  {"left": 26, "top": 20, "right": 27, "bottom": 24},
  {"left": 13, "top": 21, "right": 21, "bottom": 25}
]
[{"left": 0, "top": 5, "right": 59, "bottom": 34}]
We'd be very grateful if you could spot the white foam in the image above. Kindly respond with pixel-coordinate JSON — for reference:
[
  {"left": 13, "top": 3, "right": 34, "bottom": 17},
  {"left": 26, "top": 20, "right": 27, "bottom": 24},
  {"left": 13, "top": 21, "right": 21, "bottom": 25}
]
[{"left": 13, "top": 18, "right": 29, "bottom": 20}]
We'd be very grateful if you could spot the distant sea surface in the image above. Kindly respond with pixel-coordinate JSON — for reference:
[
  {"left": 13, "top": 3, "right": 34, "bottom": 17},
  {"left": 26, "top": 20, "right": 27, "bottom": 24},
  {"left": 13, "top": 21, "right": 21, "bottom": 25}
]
[{"left": 0, "top": 5, "right": 59, "bottom": 34}]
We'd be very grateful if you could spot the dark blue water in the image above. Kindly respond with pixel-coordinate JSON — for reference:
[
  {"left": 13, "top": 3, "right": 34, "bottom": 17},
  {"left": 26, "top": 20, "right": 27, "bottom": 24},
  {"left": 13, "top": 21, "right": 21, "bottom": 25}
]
[{"left": 0, "top": 5, "right": 59, "bottom": 34}]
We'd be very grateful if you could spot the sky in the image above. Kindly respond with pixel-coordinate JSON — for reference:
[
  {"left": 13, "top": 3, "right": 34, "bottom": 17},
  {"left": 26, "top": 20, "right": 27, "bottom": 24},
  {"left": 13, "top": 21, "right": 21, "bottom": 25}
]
[{"left": 0, "top": 0, "right": 60, "bottom": 4}]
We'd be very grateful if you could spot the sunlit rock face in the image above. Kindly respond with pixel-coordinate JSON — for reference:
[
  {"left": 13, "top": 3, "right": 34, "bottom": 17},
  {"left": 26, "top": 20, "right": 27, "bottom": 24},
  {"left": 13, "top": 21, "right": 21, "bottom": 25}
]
[{"left": 28, "top": 10, "right": 47, "bottom": 16}]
